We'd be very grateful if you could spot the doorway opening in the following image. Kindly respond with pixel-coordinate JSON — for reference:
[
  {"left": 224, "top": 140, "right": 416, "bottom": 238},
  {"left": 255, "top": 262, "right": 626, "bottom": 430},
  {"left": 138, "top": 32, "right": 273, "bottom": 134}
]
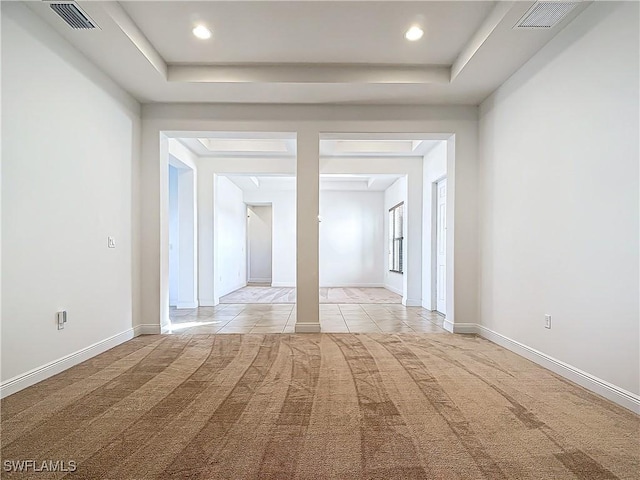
[
  {"left": 167, "top": 155, "right": 197, "bottom": 311},
  {"left": 159, "top": 130, "right": 455, "bottom": 333},
  {"left": 246, "top": 204, "right": 273, "bottom": 286}
]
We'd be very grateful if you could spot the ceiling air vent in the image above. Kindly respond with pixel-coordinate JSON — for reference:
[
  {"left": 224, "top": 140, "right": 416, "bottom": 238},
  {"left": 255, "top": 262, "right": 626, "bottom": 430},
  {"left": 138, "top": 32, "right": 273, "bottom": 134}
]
[
  {"left": 514, "top": 2, "right": 579, "bottom": 29},
  {"left": 48, "top": 2, "right": 98, "bottom": 30}
]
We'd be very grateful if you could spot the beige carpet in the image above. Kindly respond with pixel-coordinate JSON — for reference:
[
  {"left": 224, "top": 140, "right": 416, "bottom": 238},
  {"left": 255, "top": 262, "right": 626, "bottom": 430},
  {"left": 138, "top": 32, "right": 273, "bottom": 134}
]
[
  {"left": 220, "top": 286, "right": 402, "bottom": 304},
  {"left": 2, "top": 334, "right": 638, "bottom": 479}
]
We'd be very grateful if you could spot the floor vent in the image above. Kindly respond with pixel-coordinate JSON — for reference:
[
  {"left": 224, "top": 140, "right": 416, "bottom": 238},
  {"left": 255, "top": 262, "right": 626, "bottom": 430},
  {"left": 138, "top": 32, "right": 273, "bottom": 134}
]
[
  {"left": 48, "top": 2, "right": 98, "bottom": 29},
  {"left": 514, "top": 2, "right": 579, "bottom": 29}
]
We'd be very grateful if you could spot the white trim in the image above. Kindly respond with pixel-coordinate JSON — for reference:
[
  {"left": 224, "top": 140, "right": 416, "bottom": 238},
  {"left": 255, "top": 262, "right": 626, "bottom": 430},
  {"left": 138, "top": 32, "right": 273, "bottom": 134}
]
[
  {"left": 176, "top": 301, "right": 199, "bottom": 309},
  {"left": 134, "top": 324, "right": 162, "bottom": 335},
  {"left": 443, "top": 319, "right": 454, "bottom": 333},
  {"left": 402, "top": 298, "right": 422, "bottom": 307},
  {"left": 198, "top": 299, "right": 218, "bottom": 307},
  {"left": 219, "top": 283, "right": 247, "bottom": 298},
  {"left": 451, "top": 322, "right": 476, "bottom": 334},
  {"left": 320, "top": 283, "right": 386, "bottom": 288},
  {"left": 248, "top": 278, "right": 272, "bottom": 284},
  {"left": 473, "top": 324, "right": 640, "bottom": 414},
  {"left": 294, "top": 323, "right": 321, "bottom": 333},
  {"left": 384, "top": 284, "right": 403, "bottom": 295},
  {"left": 0, "top": 328, "right": 135, "bottom": 399},
  {"left": 432, "top": 176, "right": 448, "bottom": 313},
  {"left": 271, "top": 282, "right": 295, "bottom": 288}
]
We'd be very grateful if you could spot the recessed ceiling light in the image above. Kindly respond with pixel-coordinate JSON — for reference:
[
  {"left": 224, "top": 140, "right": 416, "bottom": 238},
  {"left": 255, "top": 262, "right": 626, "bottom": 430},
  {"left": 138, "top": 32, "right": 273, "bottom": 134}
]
[
  {"left": 405, "top": 26, "right": 424, "bottom": 41},
  {"left": 192, "top": 25, "right": 212, "bottom": 40}
]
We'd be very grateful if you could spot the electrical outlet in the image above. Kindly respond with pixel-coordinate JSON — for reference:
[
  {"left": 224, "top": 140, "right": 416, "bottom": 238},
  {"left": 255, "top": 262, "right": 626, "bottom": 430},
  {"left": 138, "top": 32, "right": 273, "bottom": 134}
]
[
  {"left": 108, "top": 236, "right": 116, "bottom": 248},
  {"left": 545, "top": 314, "right": 552, "bottom": 329},
  {"left": 57, "top": 311, "right": 67, "bottom": 330}
]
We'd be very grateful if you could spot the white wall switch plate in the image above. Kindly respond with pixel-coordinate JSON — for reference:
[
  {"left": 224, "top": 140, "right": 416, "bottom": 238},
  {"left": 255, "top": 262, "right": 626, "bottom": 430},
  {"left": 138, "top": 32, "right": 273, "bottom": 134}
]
[
  {"left": 57, "top": 310, "right": 67, "bottom": 330},
  {"left": 108, "top": 236, "right": 116, "bottom": 248},
  {"left": 545, "top": 314, "right": 552, "bottom": 329}
]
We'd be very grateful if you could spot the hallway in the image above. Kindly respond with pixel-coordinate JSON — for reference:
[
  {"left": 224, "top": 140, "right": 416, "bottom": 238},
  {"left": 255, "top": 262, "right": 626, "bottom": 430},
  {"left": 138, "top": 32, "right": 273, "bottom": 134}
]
[
  {"left": 168, "top": 303, "right": 444, "bottom": 334},
  {"left": 219, "top": 286, "right": 402, "bottom": 304}
]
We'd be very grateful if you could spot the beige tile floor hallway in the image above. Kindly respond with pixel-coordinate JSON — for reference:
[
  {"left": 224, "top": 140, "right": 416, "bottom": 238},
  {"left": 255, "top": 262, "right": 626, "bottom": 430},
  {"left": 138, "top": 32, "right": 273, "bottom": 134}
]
[
  {"left": 219, "top": 286, "right": 402, "bottom": 304},
  {"left": 168, "top": 303, "right": 446, "bottom": 334}
]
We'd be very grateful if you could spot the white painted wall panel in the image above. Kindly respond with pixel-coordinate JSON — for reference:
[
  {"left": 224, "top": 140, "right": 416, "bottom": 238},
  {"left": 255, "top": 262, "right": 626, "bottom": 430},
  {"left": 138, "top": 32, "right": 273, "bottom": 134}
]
[
  {"left": 383, "top": 178, "right": 407, "bottom": 295},
  {"left": 215, "top": 177, "right": 247, "bottom": 296},
  {"left": 1, "top": 3, "right": 140, "bottom": 382},
  {"left": 168, "top": 166, "right": 179, "bottom": 305},
  {"left": 319, "top": 191, "right": 384, "bottom": 287},
  {"left": 243, "top": 190, "right": 296, "bottom": 287},
  {"left": 478, "top": 2, "right": 639, "bottom": 395},
  {"left": 422, "top": 142, "right": 447, "bottom": 309}
]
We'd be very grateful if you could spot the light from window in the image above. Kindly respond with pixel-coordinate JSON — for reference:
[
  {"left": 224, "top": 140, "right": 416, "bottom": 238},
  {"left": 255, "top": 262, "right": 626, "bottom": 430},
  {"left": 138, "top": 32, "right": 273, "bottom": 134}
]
[{"left": 389, "top": 202, "right": 404, "bottom": 273}]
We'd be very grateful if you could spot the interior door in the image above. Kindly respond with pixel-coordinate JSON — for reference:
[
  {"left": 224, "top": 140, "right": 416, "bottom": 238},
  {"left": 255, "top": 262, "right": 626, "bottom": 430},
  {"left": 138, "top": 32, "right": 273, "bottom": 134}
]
[
  {"left": 436, "top": 179, "right": 447, "bottom": 315},
  {"left": 247, "top": 205, "right": 273, "bottom": 284}
]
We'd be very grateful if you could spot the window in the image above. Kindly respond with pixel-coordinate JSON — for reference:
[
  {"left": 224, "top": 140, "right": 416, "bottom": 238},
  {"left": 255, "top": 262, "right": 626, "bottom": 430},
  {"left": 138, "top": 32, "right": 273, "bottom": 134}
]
[{"left": 389, "top": 202, "right": 404, "bottom": 273}]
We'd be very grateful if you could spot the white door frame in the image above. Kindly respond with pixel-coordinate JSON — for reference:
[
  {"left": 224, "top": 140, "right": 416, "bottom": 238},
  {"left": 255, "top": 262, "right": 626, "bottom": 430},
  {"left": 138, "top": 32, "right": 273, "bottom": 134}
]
[
  {"left": 152, "top": 126, "right": 463, "bottom": 334},
  {"left": 434, "top": 177, "right": 447, "bottom": 315},
  {"left": 431, "top": 174, "right": 447, "bottom": 314},
  {"left": 245, "top": 204, "right": 251, "bottom": 283}
]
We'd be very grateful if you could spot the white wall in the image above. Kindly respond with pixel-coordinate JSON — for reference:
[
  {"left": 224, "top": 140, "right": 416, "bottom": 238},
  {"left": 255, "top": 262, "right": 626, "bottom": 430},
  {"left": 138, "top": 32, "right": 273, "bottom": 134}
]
[
  {"left": 322, "top": 157, "right": 424, "bottom": 306},
  {"left": 422, "top": 142, "right": 447, "bottom": 310},
  {"left": 195, "top": 158, "right": 294, "bottom": 305},
  {"left": 383, "top": 177, "right": 407, "bottom": 295},
  {"left": 168, "top": 166, "right": 180, "bottom": 305},
  {"left": 243, "top": 189, "right": 296, "bottom": 287},
  {"left": 216, "top": 176, "right": 247, "bottom": 296},
  {"left": 175, "top": 167, "right": 197, "bottom": 308},
  {"left": 478, "top": 1, "right": 639, "bottom": 399},
  {"left": 247, "top": 205, "right": 273, "bottom": 283},
  {"left": 1, "top": 3, "right": 140, "bottom": 385},
  {"left": 167, "top": 140, "right": 198, "bottom": 310},
  {"left": 320, "top": 191, "right": 384, "bottom": 287}
]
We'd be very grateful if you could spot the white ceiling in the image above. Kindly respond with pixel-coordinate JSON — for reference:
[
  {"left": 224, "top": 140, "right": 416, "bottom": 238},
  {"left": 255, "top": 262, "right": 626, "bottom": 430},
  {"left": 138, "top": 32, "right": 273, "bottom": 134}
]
[
  {"left": 225, "top": 174, "right": 404, "bottom": 192},
  {"left": 180, "top": 135, "right": 297, "bottom": 157},
  {"left": 176, "top": 133, "right": 440, "bottom": 158},
  {"left": 28, "top": 1, "right": 590, "bottom": 104},
  {"left": 177, "top": 132, "right": 435, "bottom": 192},
  {"left": 121, "top": 1, "right": 493, "bottom": 65}
]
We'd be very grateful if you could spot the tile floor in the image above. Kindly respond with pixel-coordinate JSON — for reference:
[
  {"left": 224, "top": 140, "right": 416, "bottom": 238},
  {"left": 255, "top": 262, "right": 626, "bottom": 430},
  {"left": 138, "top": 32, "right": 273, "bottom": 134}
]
[{"left": 168, "top": 303, "right": 446, "bottom": 334}]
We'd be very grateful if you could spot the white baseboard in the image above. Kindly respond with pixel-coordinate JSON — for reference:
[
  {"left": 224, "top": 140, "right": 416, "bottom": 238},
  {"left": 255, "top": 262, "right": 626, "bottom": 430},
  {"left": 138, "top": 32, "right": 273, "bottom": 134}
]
[
  {"left": 471, "top": 324, "right": 640, "bottom": 414},
  {"left": 443, "top": 319, "right": 454, "bottom": 333},
  {"left": 134, "top": 323, "right": 161, "bottom": 335},
  {"left": 451, "top": 322, "right": 476, "bottom": 334},
  {"left": 402, "top": 298, "right": 422, "bottom": 307},
  {"left": 220, "top": 284, "right": 247, "bottom": 298},
  {"left": 384, "top": 285, "right": 403, "bottom": 295},
  {"left": 198, "top": 299, "right": 219, "bottom": 307},
  {"left": 294, "top": 323, "right": 321, "bottom": 333},
  {"left": 249, "top": 278, "right": 272, "bottom": 284},
  {"left": 0, "top": 328, "right": 135, "bottom": 399},
  {"left": 268, "top": 283, "right": 389, "bottom": 289},
  {"left": 176, "top": 301, "right": 198, "bottom": 309}
]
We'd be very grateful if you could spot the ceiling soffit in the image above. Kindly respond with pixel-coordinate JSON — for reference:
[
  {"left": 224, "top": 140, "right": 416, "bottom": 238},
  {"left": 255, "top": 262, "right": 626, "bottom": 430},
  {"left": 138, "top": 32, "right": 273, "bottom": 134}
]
[{"left": 26, "top": 1, "right": 590, "bottom": 104}]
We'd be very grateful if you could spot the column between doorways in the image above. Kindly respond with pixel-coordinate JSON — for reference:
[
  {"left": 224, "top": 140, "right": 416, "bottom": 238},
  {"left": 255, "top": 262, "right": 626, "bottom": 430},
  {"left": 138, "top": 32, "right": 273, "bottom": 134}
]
[{"left": 295, "top": 129, "right": 321, "bottom": 332}]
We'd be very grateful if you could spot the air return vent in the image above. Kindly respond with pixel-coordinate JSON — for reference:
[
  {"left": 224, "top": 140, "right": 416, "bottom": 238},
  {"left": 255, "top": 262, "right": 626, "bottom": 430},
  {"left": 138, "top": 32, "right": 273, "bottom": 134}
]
[
  {"left": 514, "top": 2, "right": 579, "bottom": 29},
  {"left": 48, "top": 2, "right": 98, "bottom": 29}
]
